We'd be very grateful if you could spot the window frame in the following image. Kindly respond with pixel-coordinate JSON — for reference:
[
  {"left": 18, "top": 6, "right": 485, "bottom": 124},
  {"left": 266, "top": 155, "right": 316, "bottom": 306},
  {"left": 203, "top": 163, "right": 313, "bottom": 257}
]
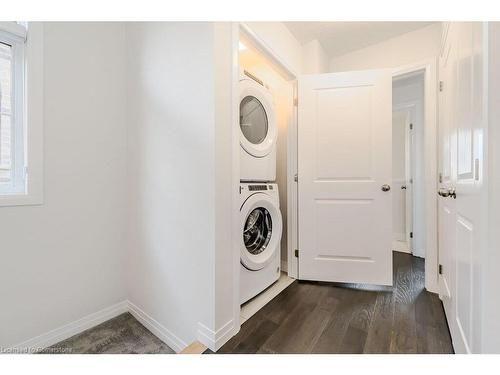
[
  {"left": 0, "top": 28, "right": 26, "bottom": 194},
  {"left": 0, "top": 22, "right": 43, "bottom": 207}
]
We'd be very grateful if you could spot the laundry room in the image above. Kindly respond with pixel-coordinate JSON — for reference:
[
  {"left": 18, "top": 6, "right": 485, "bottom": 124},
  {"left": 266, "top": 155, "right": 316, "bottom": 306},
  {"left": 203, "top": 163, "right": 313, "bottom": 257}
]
[
  {"left": 237, "top": 32, "right": 296, "bottom": 315},
  {"left": 2, "top": 11, "right": 500, "bottom": 366}
]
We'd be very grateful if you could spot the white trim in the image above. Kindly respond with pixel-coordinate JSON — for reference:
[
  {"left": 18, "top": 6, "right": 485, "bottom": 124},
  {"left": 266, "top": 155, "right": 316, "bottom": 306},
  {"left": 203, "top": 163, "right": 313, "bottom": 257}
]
[
  {"left": 11, "top": 301, "right": 128, "bottom": 353},
  {"left": 0, "top": 22, "right": 44, "bottom": 207},
  {"left": 484, "top": 21, "right": 500, "bottom": 353},
  {"left": 0, "top": 22, "right": 26, "bottom": 41},
  {"left": 240, "top": 272, "right": 295, "bottom": 323},
  {"left": 393, "top": 58, "right": 439, "bottom": 293},
  {"left": 404, "top": 108, "right": 414, "bottom": 250},
  {"left": 127, "top": 301, "right": 187, "bottom": 353},
  {"left": 0, "top": 24, "right": 26, "bottom": 196},
  {"left": 10, "top": 300, "right": 189, "bottom": 354},
  {"left": 197, "top": 319, "right": 234, "bottom": 352},
  {"left": 287, "top": 80, "right": 299, "bottom": 279},
  {"left": 230, "top": 22, "right": 241, "bottom": 343}
]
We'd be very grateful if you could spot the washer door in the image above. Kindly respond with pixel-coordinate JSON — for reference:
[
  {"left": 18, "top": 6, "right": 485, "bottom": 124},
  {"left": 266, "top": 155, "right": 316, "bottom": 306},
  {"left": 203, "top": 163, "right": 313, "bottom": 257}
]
[
  {"left": 239, "top": 79, "right": 277, "bottom": 158},
  {"left": 240, "top": 193, "right": 282, "bottom": 271}
]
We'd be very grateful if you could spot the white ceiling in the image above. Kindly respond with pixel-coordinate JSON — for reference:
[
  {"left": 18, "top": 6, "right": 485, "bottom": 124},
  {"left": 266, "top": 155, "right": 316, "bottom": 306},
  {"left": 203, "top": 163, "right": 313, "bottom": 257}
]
[{"left": 285, "top": 22, "right": 435, "bottom": 58}]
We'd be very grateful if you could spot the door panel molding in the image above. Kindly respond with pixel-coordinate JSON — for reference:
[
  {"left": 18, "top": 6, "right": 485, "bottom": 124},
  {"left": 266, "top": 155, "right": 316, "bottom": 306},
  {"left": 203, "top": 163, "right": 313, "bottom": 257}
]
[
  {"left": 438, "top": 22, "right": 488, "bottom": 354},
  {"left": 298, "top": 69, "right": 393, "bottom": 286}
]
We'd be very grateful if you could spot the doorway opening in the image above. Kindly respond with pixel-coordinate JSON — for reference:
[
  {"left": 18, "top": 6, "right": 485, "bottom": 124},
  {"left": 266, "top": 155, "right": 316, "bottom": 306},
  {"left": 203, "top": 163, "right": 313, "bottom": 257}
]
[
  {"left": 392, "top": 71, "right": 425, "bottom": 261},
  {"left": 230, "top": 25, "right": 440, "bottom": 351},
  {"left": 236, "top": 30, "right": 296, "bottom": 325}
]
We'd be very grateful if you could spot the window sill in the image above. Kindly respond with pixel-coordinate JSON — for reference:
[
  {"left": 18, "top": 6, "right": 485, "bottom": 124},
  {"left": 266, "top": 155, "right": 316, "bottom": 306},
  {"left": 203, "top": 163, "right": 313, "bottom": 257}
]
[{"left": 0, "top": 192, "right": 43, "bottom": 207}]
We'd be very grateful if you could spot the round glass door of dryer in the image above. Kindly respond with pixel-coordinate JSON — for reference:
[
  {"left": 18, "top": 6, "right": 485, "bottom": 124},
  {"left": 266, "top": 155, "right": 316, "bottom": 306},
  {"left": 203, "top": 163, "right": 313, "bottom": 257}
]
[
  {"left": 240, "top": 96, "right": 269, "bottom": 145},
  {"left": 238, "top": 78, "right": 277, "bottom": 158}
]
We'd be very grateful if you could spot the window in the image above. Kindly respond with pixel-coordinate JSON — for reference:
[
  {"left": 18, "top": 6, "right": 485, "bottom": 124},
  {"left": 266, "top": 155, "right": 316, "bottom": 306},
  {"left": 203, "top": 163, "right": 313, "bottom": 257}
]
[
  {"left": 0, "top": 22, "right": 43, "bottom": 206},
  {"left": 0, "top": 24, "right": 25, "bottom": 195}
]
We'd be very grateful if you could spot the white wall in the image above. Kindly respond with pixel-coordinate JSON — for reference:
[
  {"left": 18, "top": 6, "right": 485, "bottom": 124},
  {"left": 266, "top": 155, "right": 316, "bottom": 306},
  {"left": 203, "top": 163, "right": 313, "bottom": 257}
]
[
  {"left": 330, "top": 23, "right": 442, "bottom": 72},
  {"left": 126, "top": 22, "right": 233, "bottom": 351},
  {"left": 0, "top": 22, "right": 128, "bottom": 347},
  {"left": 302, "top": 39, "right": 329, "bottom": 74}
]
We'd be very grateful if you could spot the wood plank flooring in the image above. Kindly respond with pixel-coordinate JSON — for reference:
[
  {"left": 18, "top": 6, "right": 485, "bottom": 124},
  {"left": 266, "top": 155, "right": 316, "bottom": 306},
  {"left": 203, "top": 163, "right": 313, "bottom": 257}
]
[{"left": 218, "top": 252, "right": 453, "bottom": 354}]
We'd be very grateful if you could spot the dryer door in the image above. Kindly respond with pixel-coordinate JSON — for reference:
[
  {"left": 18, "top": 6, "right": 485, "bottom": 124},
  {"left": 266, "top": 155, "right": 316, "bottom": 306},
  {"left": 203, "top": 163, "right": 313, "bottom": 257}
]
[
  {"left": 239, "top": 79, "right": 277, "bottom": 158},
  {"left": 240, "top": 193, "right": 282, "bottom": 271}
]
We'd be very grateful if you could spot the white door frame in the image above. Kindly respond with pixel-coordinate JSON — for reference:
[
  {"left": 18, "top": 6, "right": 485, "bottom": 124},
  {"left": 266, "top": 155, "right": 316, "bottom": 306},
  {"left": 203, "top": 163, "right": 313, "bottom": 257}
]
[
  {"left": 231, "top": 23, "right": 299, "bottom": 336},
  {"left": 404, "top": 110, "right": 414, "bottom": 250},
  {"left": 392, "top": 59, "right": 439, "bottom": 293},
  {"left": 393, "top": 102, "right": 417, "bottom": 252}
]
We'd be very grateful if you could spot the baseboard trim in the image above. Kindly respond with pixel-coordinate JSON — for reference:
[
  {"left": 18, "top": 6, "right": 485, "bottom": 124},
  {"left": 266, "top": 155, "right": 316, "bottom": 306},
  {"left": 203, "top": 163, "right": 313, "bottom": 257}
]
[
  {"left": 11, "top": 300, "right": 188, "bottom": 354},
  {"left": 197, "top": 319, "right": 234, "bottom": 352},
  {"left": 127, "top": 301, "right": 187, "bottom": 353},
  {"left": 12, "top": 300, "right": 128, "bottom": 352}
]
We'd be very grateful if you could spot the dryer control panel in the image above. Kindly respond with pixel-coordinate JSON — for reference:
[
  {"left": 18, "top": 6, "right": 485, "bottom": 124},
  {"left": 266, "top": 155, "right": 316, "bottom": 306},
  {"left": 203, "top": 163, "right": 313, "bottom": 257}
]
[{"left": 248, "top": 185, "right": 270, "bottom": 191}]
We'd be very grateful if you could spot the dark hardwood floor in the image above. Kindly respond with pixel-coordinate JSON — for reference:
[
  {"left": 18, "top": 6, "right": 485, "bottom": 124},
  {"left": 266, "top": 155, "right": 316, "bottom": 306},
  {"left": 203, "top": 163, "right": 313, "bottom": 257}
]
[{"left": 218, "top": 252, "right": 453, "bottom": 354}]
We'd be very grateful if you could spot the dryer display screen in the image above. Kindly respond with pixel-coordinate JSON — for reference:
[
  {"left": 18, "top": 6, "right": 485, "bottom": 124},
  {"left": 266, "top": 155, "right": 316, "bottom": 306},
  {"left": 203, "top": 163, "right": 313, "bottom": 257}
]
[
  {"left": 243, "top": 208, "right": 273, "bottom": 255},
  {"left": 248, "top": 185, "right": 268, "bottom": 191}
]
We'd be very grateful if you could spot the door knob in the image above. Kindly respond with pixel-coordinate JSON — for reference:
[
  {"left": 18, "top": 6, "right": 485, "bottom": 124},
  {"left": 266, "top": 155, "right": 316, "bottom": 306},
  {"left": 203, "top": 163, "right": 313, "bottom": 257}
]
[
  {"left": 448, "top": 188, "right": 456, "bottom": 199},
  {"left": 438, "top": 187, "right": 450, "bottom": 197},
  {"left": 438, "top": 187, "right": 456, "bottom": 198},
  {"left": 381, "top": 184, "right": 391, "bottom": 192}
]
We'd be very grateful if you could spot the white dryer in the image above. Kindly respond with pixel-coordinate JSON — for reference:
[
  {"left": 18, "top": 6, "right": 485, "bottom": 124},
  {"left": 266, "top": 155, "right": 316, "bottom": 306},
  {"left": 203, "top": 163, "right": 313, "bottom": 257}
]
[
  {"left": 239, "top": 183, "right": 282, "bottom": 304},
  {"left": 239, "top": 72, "right": 277, "bottom": 182}
]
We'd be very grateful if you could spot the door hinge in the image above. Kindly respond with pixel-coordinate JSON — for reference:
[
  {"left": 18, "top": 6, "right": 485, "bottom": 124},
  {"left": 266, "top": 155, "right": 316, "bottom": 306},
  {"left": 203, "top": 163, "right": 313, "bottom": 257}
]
[
  {"left": 439, "top": 172, "right": 443, "bottom": 183},
  {"left": 294, "top": 249, "right": 299, "bottom": 258},
  {"left": 294, "top": 174, "right": 298, "bottom": 182},
  {"left": 410, "top": 123, "right": 413, "bottom": 130},
  {"left": 439, "top": 81, "right": 444, "bottom": 92},
  {"left": 439, "top": 264, "right": 443, "bottom": 275},
  {"left": 410, "top": 232, "right": 413, "bottom": 239},
  {"left": 293, "top": 98, "right": 298, "bottom": 107}
]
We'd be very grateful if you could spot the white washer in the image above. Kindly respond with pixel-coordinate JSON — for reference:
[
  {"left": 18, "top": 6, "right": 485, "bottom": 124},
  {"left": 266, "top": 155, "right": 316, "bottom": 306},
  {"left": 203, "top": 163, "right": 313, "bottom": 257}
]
[
  {"left": 240, "top": 183, "right": 282, "bottom": 304},
  {"left": 239, "top": 72, "right": 277, "bottom": 182}
]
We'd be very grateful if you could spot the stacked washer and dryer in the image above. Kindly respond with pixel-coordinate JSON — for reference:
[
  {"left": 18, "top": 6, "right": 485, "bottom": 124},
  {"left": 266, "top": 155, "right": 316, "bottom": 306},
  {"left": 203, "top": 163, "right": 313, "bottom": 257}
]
[{"left": 239, "top": 70, "right": 283, "bottom": 304}]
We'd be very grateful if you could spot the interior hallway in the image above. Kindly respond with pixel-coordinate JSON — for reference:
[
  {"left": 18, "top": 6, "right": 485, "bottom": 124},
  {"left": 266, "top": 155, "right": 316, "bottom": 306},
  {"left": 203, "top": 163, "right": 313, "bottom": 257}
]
[{"left": 218, "top": 252, "right": 453, "bottom": 354}]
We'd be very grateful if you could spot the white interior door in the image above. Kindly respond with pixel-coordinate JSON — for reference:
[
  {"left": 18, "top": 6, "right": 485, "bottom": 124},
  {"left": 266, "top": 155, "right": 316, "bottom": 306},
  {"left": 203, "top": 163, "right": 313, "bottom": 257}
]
[
  {"left": 438, "top": 22, "right": 487, "bottom": 354},
  {"left": 298, "top": 70, "right": 393, "bottom": 285}
]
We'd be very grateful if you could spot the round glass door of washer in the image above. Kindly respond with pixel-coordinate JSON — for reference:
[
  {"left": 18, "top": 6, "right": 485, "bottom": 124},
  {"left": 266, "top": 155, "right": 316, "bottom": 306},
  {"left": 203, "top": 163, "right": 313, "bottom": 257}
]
[
  {"left": 240, "top": 193, "right": 282, "bottom": 272},
  {"left": 243, "top": 207, "right": 273, "bottom": 255}
]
